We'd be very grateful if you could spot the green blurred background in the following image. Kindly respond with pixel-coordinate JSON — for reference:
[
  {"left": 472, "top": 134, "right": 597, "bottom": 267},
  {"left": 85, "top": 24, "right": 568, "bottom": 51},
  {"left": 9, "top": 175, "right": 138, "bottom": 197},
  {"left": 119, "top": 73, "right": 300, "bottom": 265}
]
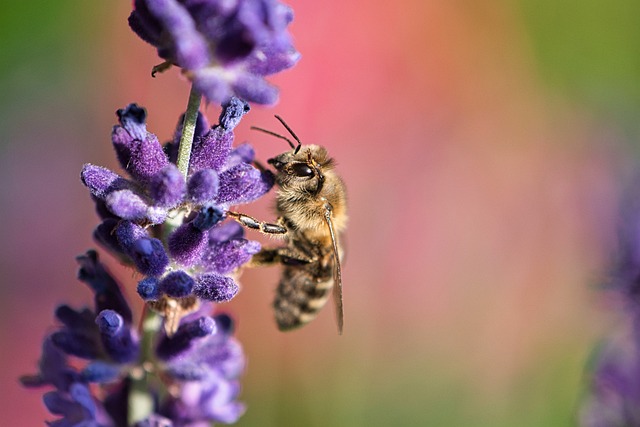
[{"left": 2, "top": 0, "right": 639, "bottom": 425}]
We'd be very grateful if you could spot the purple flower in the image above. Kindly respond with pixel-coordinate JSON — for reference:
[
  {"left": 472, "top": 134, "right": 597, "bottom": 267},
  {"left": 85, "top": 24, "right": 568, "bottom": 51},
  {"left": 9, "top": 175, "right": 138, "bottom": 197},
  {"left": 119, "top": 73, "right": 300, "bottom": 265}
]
[
  {"left": 607, "top": 196, "right": 640, "bottom": 307},
  {"left": 202, "top": 222, "right": 261, "bottom": 274},
  {"left": 67, "top": 98, "right": 269, "bottom": 425},
  {"left": 58, "top": 253, "right": 140, "bottom": 366},
  {"left": 21, "top": 253, "right": 137, "bottom": 426},
  {"left": 581, "top": 189, "right": 640, "bottom": 425},
  {"left": 23, "top": 252, "right": 247, "bottom": 426},
  {"left": 128, "top": 0, "right": 300, "bottom": 105},
  {"left": 82, "top": 100, "right": 271, "bottom": 285},
  {"left": 158, "top": 315, "right": 246, "bottom": 425},
  {"left": 20, "top": 338, "right": 79, "bottom": 392},
  {"left": 580, "top": 329, "right": 640, "bottom": 426},
  {"left": 43, "top": 382, "right": 112, "bottom": 427},
  {"left": 162, "top": 378, "right": 246, "bottom": 426},
  {"left": 152, "top": 219, "right": 259, "bottom": 305},
  {"left": 26, "top": 0, "right": 301, "bottom": 423}
]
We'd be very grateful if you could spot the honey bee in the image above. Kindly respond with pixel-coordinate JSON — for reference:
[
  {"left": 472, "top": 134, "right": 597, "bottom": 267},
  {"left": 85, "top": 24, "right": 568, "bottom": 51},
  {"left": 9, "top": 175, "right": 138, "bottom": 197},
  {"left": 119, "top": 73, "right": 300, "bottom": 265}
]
[{"left": 228, "top": 116, "right": 347, "bottom": 333}]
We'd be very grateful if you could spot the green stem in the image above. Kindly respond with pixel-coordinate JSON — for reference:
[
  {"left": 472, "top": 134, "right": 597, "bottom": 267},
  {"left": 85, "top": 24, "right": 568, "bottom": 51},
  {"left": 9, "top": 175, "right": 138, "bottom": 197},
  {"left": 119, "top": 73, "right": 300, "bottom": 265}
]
[
  {"left": 128, "top": 308, "right": 162, "bottom": 425},
  {"left": 176, "top": 85, "right": 202, "bottom": 179}
]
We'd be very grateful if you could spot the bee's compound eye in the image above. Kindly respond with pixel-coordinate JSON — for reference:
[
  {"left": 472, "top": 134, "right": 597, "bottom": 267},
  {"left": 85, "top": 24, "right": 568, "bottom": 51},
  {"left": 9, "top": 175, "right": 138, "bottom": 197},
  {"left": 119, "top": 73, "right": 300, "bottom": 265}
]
[{"left": 291, "top": 163, "right": 314, "bottom": 177}]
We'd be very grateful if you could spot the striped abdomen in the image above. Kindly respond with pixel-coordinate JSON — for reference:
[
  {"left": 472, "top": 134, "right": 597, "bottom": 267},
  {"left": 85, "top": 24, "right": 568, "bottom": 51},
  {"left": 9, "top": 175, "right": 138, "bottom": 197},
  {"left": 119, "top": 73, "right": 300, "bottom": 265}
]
[{"left": 273, "top": 254, "right": 334, "bottom": 331}]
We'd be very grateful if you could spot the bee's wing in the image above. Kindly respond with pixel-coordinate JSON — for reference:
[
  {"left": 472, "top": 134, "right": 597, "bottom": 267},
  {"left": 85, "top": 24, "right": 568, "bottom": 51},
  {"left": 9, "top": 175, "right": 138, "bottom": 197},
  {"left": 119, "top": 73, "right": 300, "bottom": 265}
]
[{"left": 323, "top": 202, "right": 344, "bottom": 335}]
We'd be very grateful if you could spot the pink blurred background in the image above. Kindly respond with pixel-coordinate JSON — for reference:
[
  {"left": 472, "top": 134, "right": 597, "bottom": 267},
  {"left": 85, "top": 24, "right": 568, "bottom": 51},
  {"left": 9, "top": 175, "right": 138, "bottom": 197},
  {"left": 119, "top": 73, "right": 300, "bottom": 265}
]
[{"left": 1, "top": 0, "right": 635, "bottom": 425}]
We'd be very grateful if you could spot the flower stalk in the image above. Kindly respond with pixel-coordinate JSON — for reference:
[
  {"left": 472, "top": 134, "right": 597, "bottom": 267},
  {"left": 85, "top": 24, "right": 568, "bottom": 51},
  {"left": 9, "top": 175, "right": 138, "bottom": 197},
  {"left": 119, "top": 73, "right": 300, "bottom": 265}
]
[
  {"left": 128, "top": 308, "right": 162, "bottom": 425},
  {"left": 176, "top": 86, "right": 202, "bottom": 179}
]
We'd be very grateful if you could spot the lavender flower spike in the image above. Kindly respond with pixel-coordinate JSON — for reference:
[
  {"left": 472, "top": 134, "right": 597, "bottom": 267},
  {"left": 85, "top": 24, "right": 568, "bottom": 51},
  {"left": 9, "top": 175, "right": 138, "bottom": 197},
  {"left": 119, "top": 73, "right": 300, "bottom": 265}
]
[
  {"left": 26, "top": 0, "right": 303, "bottom": 422},
  {"left": 81, "top": 100, "right": 270, "bottom": 309},
  {"left": 129, "top": 0, "right": 300, "bottom": 104},
  {"left": 23, "top": 250, "right": 248, "bottom": 426},
  {"left": 581, "top": 188, "right": 640, "bottom": 425}
]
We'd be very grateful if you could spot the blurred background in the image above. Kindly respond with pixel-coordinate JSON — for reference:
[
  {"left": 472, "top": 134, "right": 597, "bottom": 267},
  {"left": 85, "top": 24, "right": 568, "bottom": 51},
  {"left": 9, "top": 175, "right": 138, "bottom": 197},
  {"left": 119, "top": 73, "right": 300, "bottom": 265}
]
[{"left": 2, "top": 0, "right": 639, "bottom": 425}]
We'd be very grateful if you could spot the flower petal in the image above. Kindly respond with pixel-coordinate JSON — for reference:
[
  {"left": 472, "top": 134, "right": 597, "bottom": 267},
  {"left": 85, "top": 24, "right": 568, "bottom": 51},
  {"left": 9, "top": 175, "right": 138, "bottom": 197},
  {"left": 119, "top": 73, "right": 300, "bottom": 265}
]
[
  {"left": 193, "top": 273, "right": 238, "bottom": 302},
  {"left": 193, "top": 205, "right": 225, "bottom": 231},
  {"left": 187, "top": 169, "right": 219, "bottom": 204},
  {"left": 149, "top": 164, "right": 186, "bottom": 208},
  {"left": 105, "top": 189, "right": 149, "bottom": 220},
  {"left": 159, "top": 271, "right": 195, "bottom": 298},
  {"left": 168, "top": 223, "right": 208, "bottom": 267},
  {"left": 231, "top": 72, "right": 279, "bottom": 105},
  {"left": 201, "top": 239, "right": 260, "bottom": 274},
  {"left": 189, "top": 126, "right": 233, "bottom": 174},
  {"left": 156, "top": 316, "right": 216, "bottom": 361},
  {"left": 76, "top": 250, "right": 132, "bottom": 323},
  {"left": 137, "top": 277, "right": 161, "bottom": 301},
  {"left": 143, "top": 0, "right": 211, "bottom": 69},
  {"left": 112, "top": 104, "right": 169, "bottom": 183},
  {"left": 96, "top": 310, "right": 139, "bottom": 364},
  {"left": 216, "top": 163, "right": 274, "bottom": 205},
  {"left": 80, "top": 164, "right": 131, "bottom": 200}
]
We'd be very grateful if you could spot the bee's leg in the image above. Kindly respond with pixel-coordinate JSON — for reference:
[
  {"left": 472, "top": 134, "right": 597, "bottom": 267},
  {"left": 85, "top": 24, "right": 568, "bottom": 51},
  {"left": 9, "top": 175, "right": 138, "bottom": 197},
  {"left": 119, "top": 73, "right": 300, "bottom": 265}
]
[
  {"left": 250, "top": 248, "right": 282, "bottom": 266},
  {"left": 227, "top": 211, "right": 287, "bottom": 235},
  {"left": 250, "top": 247, "right": 313, "bottom": 267},
  {"left": 278, "top": 248, "right": 315, "bottom": 266}
]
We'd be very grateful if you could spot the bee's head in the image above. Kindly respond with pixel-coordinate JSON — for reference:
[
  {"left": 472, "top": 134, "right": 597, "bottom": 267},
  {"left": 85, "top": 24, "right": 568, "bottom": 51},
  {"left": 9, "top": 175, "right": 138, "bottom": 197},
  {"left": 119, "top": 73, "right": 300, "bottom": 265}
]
[
  {"left": 250, "top": 116, "right": 334, "bottom": 194},
  {"left": 268, "top": 145, "right": 333, "bottom": 194}
]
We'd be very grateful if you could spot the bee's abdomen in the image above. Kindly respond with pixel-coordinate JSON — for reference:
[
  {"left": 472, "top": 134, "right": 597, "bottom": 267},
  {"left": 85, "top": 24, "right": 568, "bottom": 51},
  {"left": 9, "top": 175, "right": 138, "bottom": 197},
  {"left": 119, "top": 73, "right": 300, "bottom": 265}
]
[{"left": 273, "top": 268, "right": 333, "bottom": 331}]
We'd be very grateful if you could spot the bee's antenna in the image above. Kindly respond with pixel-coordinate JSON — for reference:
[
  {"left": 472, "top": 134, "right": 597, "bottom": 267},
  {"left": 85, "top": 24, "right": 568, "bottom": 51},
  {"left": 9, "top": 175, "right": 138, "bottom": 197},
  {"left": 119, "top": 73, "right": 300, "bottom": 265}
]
[
  {"left": 250, "top": 115, "right": 303, "bottom": 155},
  {"left": 250, "top": 126, "right": 296, "bottom": 150},
  {"left": 274, "top": 115, "right": 302, "bottom": 155}
]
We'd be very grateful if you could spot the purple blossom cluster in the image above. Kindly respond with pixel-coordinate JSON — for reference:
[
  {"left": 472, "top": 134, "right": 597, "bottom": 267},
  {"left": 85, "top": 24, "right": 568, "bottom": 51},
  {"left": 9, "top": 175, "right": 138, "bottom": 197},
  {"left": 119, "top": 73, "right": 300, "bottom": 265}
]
[
  {"left": 21, "top": 251, "right": 245, "bottom": 426},
  {"left": 23, "top": 96, "right": 277, "bottom": 427},
  {"left": 24, "top": 0, "right": 301, "bottom": 424},
  {"left": 22, "top": 100, "right": 263, "bottom": 425},
  {"left": 129, "top": 0, "right": 300, "bottom": 105},
  {"left": 81, "top": 98, "right": 270, "bottom": 309},
  {"left": 581, "top": 197, "right": 640, "bottom": 426}
]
